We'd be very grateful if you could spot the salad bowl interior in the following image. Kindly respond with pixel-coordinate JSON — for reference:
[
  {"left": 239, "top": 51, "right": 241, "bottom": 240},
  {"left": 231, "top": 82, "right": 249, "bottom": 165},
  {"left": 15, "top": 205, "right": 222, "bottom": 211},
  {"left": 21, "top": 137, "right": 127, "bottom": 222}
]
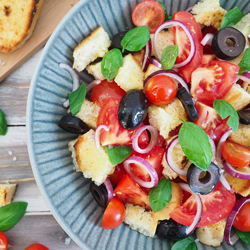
[{"left": 27, "top": 0, "right": 250, "bottom": 249}]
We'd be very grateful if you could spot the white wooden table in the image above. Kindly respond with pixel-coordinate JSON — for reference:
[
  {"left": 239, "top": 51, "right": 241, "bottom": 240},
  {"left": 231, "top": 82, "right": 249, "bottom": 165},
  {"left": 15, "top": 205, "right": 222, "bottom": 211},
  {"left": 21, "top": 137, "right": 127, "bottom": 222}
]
[{"left": 0, "top": 49, "right": 82, "bottom": 250}]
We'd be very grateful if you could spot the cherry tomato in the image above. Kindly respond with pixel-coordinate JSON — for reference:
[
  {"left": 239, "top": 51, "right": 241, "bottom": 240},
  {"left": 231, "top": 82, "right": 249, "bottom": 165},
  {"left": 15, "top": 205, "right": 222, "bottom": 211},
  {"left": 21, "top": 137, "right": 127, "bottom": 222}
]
[
  {"left": 24, "top": 243, "right": 49, "bottom": 250},
  {"left": 0, "top": 232, "right": 7, "bottom": 250},
  {"left": 102, "top": 197, "right": 126, "bottom": 229},
  {"left": 145, "top": 75, "right": 177, "bottom": 105},
  {"left": 90, "top": 79, "right": 125, "bottom": 106},
  {"left": 222, "top": 140, "right": 250, "bottom": 168},
  {"left": 233, "top": 202, "right": 250, "bottom": 232},
  {"left": 132, "top": 0, "right": 165, "bottom": 34},
  {"left": 109, "top": 163, "right": 127, "bottom": 186}
]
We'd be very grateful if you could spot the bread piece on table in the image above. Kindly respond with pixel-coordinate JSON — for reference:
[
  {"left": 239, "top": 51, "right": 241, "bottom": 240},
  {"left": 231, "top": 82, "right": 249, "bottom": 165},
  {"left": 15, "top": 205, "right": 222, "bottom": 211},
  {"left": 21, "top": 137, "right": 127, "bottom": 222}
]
[
  {"left": 68, "top": 130, "right": 115, "bottom": 186},
  {"left": 0, "top": 184, "right": 17, "bottom": 206},
  {"left": 229, "top": 123, "right": 250, "bottom": 148},
  {"left": 86, "top": 61, "right": 105, "bottom": 81},
  {"left": 73, "top": 26, "right": 111, "bottom": 72},
  {"left": 0, "top": 0, "right": 44, "bottom": 53}
]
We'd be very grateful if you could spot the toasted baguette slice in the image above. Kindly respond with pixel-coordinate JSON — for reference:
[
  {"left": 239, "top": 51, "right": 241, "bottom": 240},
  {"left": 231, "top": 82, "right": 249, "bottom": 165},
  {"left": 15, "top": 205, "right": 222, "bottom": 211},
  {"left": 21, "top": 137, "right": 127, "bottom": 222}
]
[
  {"left": 0, "top": 184, "right": 17, "bottom": 206},
  {"left": 229, "top": 123, "right": 250, "bottom": 148},
  {"left": 0, "top": 0, "right": 44, "bottom": 53},
  {"left": 144, "top": 64, "right": 162, "bottom": 80}
]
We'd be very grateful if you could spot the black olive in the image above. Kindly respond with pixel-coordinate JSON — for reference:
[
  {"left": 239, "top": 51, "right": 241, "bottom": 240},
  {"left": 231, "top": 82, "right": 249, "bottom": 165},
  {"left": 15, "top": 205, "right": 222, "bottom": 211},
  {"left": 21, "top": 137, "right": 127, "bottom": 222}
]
[
  {"left": 118, "top": 89, "right": 148, "bottom": 129},
  {"left": 211, "top": 27, "right": 246, "bottom": 60},
  {"left": 90, "top": 182, "right": 108, "bottom": 208},
  {"left": 187, "top": 162, "right": 220, "bottom": 195},
  {"left": 177, "top": 87, "right": 199, "bottom": 122},
  {"left": 109, "top": 31, "right": 129, "bottom": 55},
  {"left": 238, "top": 109, "right": 250, "bottom": 125},
  {"left": 156, "top": 219, "right": 189, "bottom": 241},
  {"left": 58, "top": 114, "right": 89, "bottom": 134}
]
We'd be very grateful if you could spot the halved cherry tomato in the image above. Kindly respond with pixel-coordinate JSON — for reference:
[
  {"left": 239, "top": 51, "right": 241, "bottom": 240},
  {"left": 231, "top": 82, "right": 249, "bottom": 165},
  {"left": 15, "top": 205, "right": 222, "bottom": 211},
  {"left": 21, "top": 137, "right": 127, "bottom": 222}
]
[
  {"left": 233, "top": 202, "right": 250, "bottom": 232},
  {"left": 0, "top": 232, "right": 7, "bottom": 250},
  {"left": 132, "top": 0, "right": 165, "bottom": 34},
  {"left": 24, "top": 243, "right": 49, "bottom": 250},
  {"left": 145, "top": 75, "right": 177, "bottom": 105},
  {"left": 222, "top": 140, "right": 250, "bottom": 168},
  {"left": 191, "top": 60, "right": 239, "bottom": 105},
  {"left": 90, "top": 79, "right": 125, "bottom": 106},
  {"left": 194, "top": 101, "right": 230, "bottom": 141},
  {"left": 102, "top": 197, "right": 126, "bottom": 229},
  {"left": 201, "top": 26, "right": 217, "bottom": 54},
  {"left": 170, "top": 182, "right": 236, "bottom": 227},
  {"left": 109, "top": 163, "right": 127, "bottom": 186}
]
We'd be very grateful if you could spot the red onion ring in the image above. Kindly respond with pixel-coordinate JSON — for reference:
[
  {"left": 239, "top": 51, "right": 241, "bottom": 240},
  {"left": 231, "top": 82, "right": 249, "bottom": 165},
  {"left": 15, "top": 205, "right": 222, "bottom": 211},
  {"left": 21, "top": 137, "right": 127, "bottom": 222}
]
[
  {"left": 94, "top": 125, "right": 110, "bottom": 149},
  {"left": 185, "top": 5, "right": 194, "bottom": 12},
  {"left": 150, "top": 58, "right": 163, "bottom": 69},
  {"left": 238, "top": 71, "right": 250, "bottom": 84},
  {"left": 248, "top": 34, "right": 250, "bottom": 44},
  {"left": 153, "top": 20, "right": 196, "bottom": 68},
  {"left": 104, "top": 177, "right": 113, "bottom": 205},
  {"left": 142, "top": 39, "right": 152, "bottom": 72},
  {"left": 219, "top": 170, "right": 231, "bottom": 191},
  {"left": 165, "top": 137, "right": 187, "bottom": 176},
  {"left": 224, "top": 161, "right": 250, "bottom": 179},
  {"left": 86, "top": 79, "right": 101, "bottom": 93},
  {"left": 208, "top": 135, "right": 216, "bottom": 162},
  {"left": 224, "top": 197, "right": 250, "bottom": 245},
  {"left": 123, "top": 156, "right": 159, "bottom": 188},
  {"left": 132, "top": 125, "right": 158, "bottom": 154},
  {"left": 201, "top": 33, "right": 214, "bottom": 46}
]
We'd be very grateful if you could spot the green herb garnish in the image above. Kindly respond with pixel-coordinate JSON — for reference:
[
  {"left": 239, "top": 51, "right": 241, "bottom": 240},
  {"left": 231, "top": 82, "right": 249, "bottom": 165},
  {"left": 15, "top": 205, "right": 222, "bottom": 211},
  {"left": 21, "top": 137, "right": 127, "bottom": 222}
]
[
  {"left": 69, "top": 83, "right": 86, "bottom": 116},
  {"left": 105, "top": 146, "right": 132, "bottom": 165},
  {"left": 0, "top": 109, "right": 7, "bottom": 135},
  {"left": 238, "top": 48, "right": 250, "bottom": 75},
  {"left": 220, "top": 7, "right": 244, "bottom": 29},
  {"left": 161, "top": 45, "right": 179, "bottom": 70},
  {"left": 158, "top": 2, "right": 171, "bottom": 21},
  {"left": 171, "top": 237, "right": 197, "bottom": 250},
  {"left": 236, "top": 229, "right": 250, "bottom": 244}
]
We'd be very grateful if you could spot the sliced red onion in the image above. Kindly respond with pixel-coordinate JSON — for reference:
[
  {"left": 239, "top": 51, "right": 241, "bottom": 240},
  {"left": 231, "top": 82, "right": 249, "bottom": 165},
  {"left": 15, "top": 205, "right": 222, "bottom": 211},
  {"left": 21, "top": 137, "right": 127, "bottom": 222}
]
[
  {"left": 104, "top": 177, "right": 113, "bottom": 205},
  {"left": 123, "top": 156, "right": 159, "bottom": 188},
  {"left": 238, "top": 71, "right": 250, "bottom": 84},
  {"left": 201, "top": 33, "right": 214, "bottom": 46},
  {"left": 224, "top": 161, "right": 250, "bottom": 179},
  {"left": 86, "top": 79, "right": 101, "bottom": 93},
  {"left": 144, "top": 69, "right": 190, "bottom": 94},
  {"left": 150, "top": 58, "right": 163, "bottom": 69},
  {"left": 208, "top": 135, "right": 216, "bottom": 162},
  {"left": 142, "top": 39, "right": 152, "bottom": 72},
  {"left": 219, "top": 170, "right": 231, "bottom": 191},
  {"left": 153, "top": 20, "right": 196, "bottom": 68},
  {"left": 185, "top": 5, "right": 194, "bottom": 12},
  {"left": 165, "top": 137, "right": 187, "bottom": 176},
  {"left": 248, "top": 34, "right": 250, "bottom": 44},
  {"left": 224, "top": 197, "right": 250, "bottom": 245},
  {"left": 132, "top": 125, "right": 158, "bottom": 154},
  {"left": 192, "top": 97, "right": 197, "bottom": 105},
  {"left": 94, "top": 125, "right": 110, "bottom": 149}
]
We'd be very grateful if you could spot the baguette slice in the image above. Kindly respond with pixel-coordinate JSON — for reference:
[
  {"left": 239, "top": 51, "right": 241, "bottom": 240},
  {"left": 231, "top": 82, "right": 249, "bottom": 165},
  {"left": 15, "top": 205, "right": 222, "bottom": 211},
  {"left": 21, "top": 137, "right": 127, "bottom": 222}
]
[{"left": 0, "top": 184, "right": 17, "bottom": 206}]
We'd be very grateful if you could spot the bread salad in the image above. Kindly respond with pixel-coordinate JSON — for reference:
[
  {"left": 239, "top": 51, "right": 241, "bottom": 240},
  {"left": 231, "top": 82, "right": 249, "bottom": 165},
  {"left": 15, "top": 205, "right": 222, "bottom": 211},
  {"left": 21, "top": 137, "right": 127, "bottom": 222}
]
[{"left": 58, "top": 0, "right": 250, "bottom": 248}]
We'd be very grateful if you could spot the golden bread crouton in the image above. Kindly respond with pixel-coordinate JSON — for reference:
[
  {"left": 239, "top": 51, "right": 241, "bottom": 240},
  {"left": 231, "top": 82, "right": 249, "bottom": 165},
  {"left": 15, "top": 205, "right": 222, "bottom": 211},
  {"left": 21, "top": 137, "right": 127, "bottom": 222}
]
[
  {"left": 0, "top": 184, "right": 17, "bottom": 206},
  {"left": 234, "top": 13, "right": 250, "bottom": 45},
  {"left": 229, "top": 51, "right": 246, "bottom": 65},
  {"left": 148, "top": 98, "right": 187, "bottom": 139},
  {"left": 68, "top": 130, "right": 115, "bottom": 186},
  {"left": 144, "top": 64, "right": 162, "bottom": 80},
  {"left": 124, "top": 204, "right": 158, "bottom": 237},
  {"left": 196, "top": 218, "right": 227, "bottom": 247},
  {"left": 86, "top": 61, "right": 105, "bottom": 81},
  {"left": 73, "top": 26, "right": 111, "bottom": 72},
  {"left": 229, "top": 123, "right": 250, "bottom": 148},
  {"left": 115, "top": 54, "right": 144, "bottom": 91},
  {"left": 191, "top": 0, "right": 226, "bottom": 29}
]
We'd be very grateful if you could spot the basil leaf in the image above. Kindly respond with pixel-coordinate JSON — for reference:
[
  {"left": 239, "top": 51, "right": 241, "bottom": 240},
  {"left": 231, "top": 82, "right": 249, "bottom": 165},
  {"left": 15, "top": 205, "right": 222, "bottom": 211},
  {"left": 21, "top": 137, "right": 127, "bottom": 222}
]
[
  {"left": 239, "top": 48, "right": 250, "bottom": 75},
  {"left": 101, "top": 48, "right": 123, "bottom": 81},
  {"left": 121, "top": 26, "right": 150, "bottom": 52},
  {"left": 0, "top": 109, "right": 7, "bottom": 135},
  {"left": 213, "top": 99, "right": 239, "bottom": 133},
  {"left": 158, "top": 2, "right": 171, "bottom": 21},
  {"left": 105, "top": 146, "right": 132, "bottom": 165},
  {"left": 0, "top": 202, "right": 28, "bottom": 231},
  {"left": 149, "top": 178, "right": 172, "bottom": 213},
  {"left": 171, "top": 237, "right": 197, "bottom": 250},
  {"left": 69, "top": 83, "right": 86, "bottom": 116},
  {"left": 161, "top": 45, "right": 179, "bottom": 70},
  {"left": 178, "top": 120, "right": 212, "bottom": 171},
  {"left": 220, "top": 7, "right": 244, "bottom": 29},
  {"left": 236, "top": 229, "right": 250, "bottom": 244}
]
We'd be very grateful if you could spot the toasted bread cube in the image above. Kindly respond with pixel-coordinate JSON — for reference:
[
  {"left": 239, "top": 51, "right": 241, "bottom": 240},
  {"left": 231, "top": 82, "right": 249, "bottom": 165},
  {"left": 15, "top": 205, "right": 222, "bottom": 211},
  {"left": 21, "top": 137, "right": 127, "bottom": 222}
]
[
  {"left": 73, "top": 26, "right": 111, "bottom": 72},
  {"left": 68, "top": 130, "right": 115, "bottom": 186},
  {"left": 0, "top": 184, "right": 17, "bottom": 206},
  {"left": 86, "top": 61, "right": 105, "bottom": 81},
  {"left": 124, "top": 204, "right": 158, "bottom": 237},
  {"left": 115, "top": 54, "right": 144, "bottom": 91},
  {"left": 148, "top": 98, "right": 187, "bottom": 139},
  {"left": 229, "top": 123, "right": 250, "bottom": 148},
  {"left": 234, "top": 13, "right": 250, "bottom": 45},
  {"left": 144, "top": 64, "right": 162, "bottom": 80}
]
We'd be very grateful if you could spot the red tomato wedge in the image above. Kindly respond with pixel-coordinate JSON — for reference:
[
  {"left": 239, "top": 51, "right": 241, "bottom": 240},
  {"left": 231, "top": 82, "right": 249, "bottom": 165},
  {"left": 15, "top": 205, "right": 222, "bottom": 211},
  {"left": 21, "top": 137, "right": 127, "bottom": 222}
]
[
  {"left": 222, "top": 140, "right": 250, "bottom": 168},
  {"left": 173, "top": 11, "right": 203, "bottom": 82},
  {"left": 233, "top": 202, "right": 250, "bottom": 232},
  {"left": 170, "top": 182, "right": 236, "bottom": 227},
  {"left": 0, "top": 232, "right": 7, "bottom": 250},
  {"left": 109, "top": 163, "right": 127, "bottom": 186}
]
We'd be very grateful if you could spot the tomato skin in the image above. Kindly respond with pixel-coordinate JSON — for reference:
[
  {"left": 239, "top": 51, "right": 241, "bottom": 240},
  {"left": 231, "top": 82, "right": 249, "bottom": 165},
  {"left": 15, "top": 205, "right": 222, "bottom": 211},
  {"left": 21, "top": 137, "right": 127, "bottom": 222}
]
[
  {"left": 109, "top": 163, "right": 127, "bottom": 186},
  {"left": 145, "top": 75, "right": 177, "bottom": 105},
  {"left": 0, "top": 232, "right": 7, "bottom": 250},
  {"left": 24, "top": 243, "right": 49, "bottom": 250},
  {"left": 222, "top": 140, "right": 250, "bottom": 168},
  {"left": 233, "top": 202, "right": 250, "bottom": 232},
  {"left": 132, "top": 0, "right": 165, "bottom": 33}
]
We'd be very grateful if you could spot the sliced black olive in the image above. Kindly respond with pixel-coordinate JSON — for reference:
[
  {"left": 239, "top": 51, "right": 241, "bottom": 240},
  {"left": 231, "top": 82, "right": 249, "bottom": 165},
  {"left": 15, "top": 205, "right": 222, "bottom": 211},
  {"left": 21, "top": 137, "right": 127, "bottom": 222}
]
[
  {"left": 58, "top": 114, "right": 89, "bottom": 134},
  {"left": 238, "top": 109, "right": 250, "bottom": 125},
  {"left": 90, "top": 182, "right": 108, "bottom": 208},
  {"left": 211, "top": 27, "right": 246, "bottom": 60},
  {"left": 187, "top": 162, "right": 220, "bottom": 195},
  {"left": 118, "top": 89, "right": 148, "bottom": 129},
  {"left": 156, "top": 219, "right": 189, "bottom": 241},
  {"left": 177, "top": 87, "right": 199, "bottom": 122},
  {"left": 110, "top": 31, "right": 129, "bottom": 55}
]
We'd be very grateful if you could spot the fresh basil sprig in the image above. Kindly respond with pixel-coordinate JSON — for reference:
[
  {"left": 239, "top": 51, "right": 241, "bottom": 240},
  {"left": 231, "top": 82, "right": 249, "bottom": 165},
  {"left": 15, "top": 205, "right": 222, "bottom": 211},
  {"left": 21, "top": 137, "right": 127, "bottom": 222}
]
[
  {"left": 121, "top": 26, "right": 150, "bottom": 53},
  {"left": 149, "top": 178, "right": 172, "bottom": 213},
  {"left": 69, "top": 83, "right": 86, "bottom": 116},
  {"left": 213, "top": 99, "right": 239, "bottom": 133},
  {"left": 238, "top": 48, "right": 250, "bottom": 75},
  {"left": 0, "top": 202, "right": 28, "bottom": 231},
  {"left": 105, "top": 146, "right": 132, "bottom": 165},
  {"left": 161, "top": 45, "right": 179, "bottom": 70},
  {"left": 101, "top": 48, "right": 123, "bottom": 81},
  {"left": 178, "top": 120, "right": 212, "bottom": 171},
  {"left": 171, "top": 237, "right": 197, "bottom": 250},
  {"left": 236, "top": 228, "right": 250, "bottom": 244},
  {"left": 220, "top": 7, "right": 244, "bottom": 29},
  {"left": 158, "top": 2, "right": 171, "bottom": 21},
  {"left": 0, "top": 109, "right": 7, "bottom": 135}
]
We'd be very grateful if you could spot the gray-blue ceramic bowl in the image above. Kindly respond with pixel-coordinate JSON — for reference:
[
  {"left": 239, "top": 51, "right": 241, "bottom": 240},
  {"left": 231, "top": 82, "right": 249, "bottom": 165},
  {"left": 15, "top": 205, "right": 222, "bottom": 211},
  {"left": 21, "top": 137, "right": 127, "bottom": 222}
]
[{"left": 27, "top": 0, "right": 250, "bottom": 249}]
